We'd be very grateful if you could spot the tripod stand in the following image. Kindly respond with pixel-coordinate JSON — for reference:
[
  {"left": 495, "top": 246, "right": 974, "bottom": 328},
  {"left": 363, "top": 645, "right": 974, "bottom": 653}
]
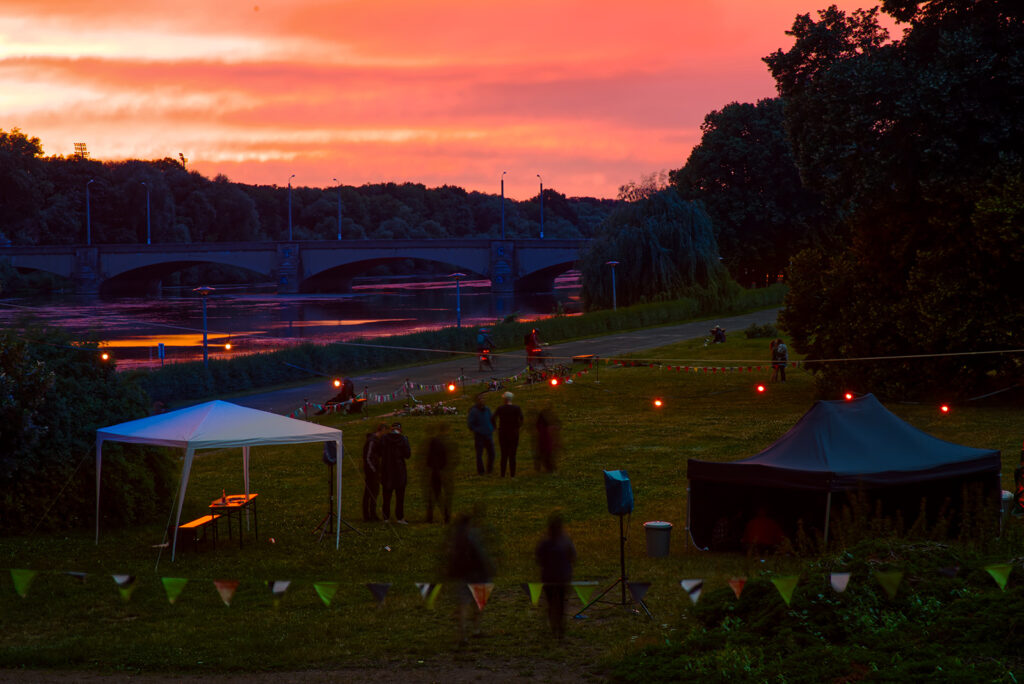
[
  {"left": 312, "top": 461, "right": 362, "bottom": 542},
  {"left": 575, "top": 513, "right": 652, "bottom": 618}
]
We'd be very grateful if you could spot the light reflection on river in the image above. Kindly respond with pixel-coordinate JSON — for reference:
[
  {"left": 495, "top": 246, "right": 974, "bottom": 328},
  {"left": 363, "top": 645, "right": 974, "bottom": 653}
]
[{"left": 0, "top": 273, "right": 580, "bottom": 369}]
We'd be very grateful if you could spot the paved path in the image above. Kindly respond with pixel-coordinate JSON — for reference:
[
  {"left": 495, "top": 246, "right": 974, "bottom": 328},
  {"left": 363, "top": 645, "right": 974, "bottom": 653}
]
[{"left": 234, "top": 309, "right": 781, "bottom": 414}]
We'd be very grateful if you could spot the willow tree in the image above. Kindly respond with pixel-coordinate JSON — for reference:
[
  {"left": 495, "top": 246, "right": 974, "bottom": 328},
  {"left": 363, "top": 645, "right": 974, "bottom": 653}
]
[{"left": 579, "top": 189, "right": 733, "bottom": 310}]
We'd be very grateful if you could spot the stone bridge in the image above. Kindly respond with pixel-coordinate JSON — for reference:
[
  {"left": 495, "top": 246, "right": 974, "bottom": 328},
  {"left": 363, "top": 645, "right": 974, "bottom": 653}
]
[{"left": 0, "top": 239, "right": 589, "bottom": 295}]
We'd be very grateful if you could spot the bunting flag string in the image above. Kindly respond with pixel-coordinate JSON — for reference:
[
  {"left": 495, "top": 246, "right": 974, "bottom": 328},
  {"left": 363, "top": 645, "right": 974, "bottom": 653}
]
[
  {"left": 771, "top": 576, "right": 799, "bottom": 607},
  {"left": 874, "top": 570, "right": 903, "bottom": 599},
  {"left": 830, "top": 572, "right": 851, "bottom": 593},
  {"left": 468, "top": 582, "right": 494, "bottom": 611},
  {"left": 522, "top": 582, "right": 543, "bottom": 607},
  {"left": 681, "top": 579, "right": 703, "bottom": 605},
  {"left": 11, "top": 569, "right": 37, "bottom": 598},
  {"left": 627, "top": 582, "right": 651, "bottom": 603},
  {"left": 214, "top": 579, "right": 240, "bottom": 606},
  {"left": 415, "top": 582, "right": 442, "bottom": 609},
  {"left": 268, "top": 580, "right": 291, "bottom": 608},
  {"left": 728, "top": 577, "right": 747, "bottom": 599},
  {"left": 367, "top": 582, "right": 391, "bottom": 605},
  {"left": 985, "top": 564, "right": 1012, "bottom": 592},
  {"left": 161, "top": 577, "right": 188, "bottom": 605},
  {"left": 112, "top": 574, "right": 137, "bottom": 602}
]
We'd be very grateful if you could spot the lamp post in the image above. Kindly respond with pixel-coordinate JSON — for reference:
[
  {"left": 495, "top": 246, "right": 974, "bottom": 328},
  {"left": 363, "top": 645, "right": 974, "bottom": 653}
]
[
  {"left": 537, "top": 173, "right": 544, "bottom": 239},
  {"left": 193, "top": 286, "right": 215, "bottom": 367},
  {"left": 85, "top": 179, "right": 95, "bottom": 246},
  {"left": 332, "top": 177, "right": 342, "bottom": 240},
  {"left": 287, "top": 174, "right": 296, "bottom": 241},
  {"left": 141, "top": 181, "right": 151, "bottom": 245},
  {"left": 450, "top": 272, "right": 467, "bottom": 328},
  {"left": 500, "top": 170, "right": 507, "bottom": 240},
  {"left": 605, "top": 260, "right": 620, "bottom": 311}
]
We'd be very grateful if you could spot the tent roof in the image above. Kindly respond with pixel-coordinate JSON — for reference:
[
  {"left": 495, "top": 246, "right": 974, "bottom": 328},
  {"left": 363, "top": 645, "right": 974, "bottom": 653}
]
[
  {"left": 96, "top": 400, "right": 341, "bottom": 451},
  {"left": 687, "top": 394, "right": 1000, "bottom": 491}
]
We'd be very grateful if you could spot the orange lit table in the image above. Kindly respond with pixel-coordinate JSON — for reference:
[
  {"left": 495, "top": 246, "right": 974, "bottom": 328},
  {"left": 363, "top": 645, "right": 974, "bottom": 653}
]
[{"left": 209, "top": 493, "right": 259, "bottom": 548}]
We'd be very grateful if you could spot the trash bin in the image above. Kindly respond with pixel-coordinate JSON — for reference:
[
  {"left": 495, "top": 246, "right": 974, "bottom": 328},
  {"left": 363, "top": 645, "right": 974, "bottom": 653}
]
[{"left": 644, "top": 520, "right": 672, "bottom": 557}]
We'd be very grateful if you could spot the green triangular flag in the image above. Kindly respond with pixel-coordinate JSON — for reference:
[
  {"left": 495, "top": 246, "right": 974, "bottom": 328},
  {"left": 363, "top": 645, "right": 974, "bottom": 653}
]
[
  {"left": 161, "top": 577, "right": 188, "bottom": 605},
  {"left": 367, "top": 582, "right": 391, "bottom": 604},
  {"left": 985, "top": 564, "right": 1012, "bottom": 592},
  {"left": 771, "top": 575, "right": 799, "bottom": 606},
  {"left": 112, "top": 574, "right": 137, "bottom": 602},
  {"left": 11, "top": 569, "right": 37, "bottom": 598},
  {"left": 572, "top": 581, "right": 598, "bottom": 605},
  {"left": 314, "top": 581, "right": 340, "bottom": 607},
  {"left": 527, "top": 582, "right": 543, "bottom": 606},
  {"left": 874, "top": 570, "right": 903, "bottom": 599}
]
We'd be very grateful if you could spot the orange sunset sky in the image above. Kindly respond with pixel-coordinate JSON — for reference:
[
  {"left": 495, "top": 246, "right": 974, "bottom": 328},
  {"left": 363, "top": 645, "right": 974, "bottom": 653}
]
[{"left": 1, "top": 0, "right": 877, "bottom": 199}]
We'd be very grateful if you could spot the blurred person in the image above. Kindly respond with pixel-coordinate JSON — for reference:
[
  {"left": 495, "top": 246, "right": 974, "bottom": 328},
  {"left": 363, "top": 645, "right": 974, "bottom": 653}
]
[
  {"left": 361, "top": 422, "right": 388, "bottom": 521},
  {"left": 467, "top": 393, "right": 495, "bottom": 474},
  {"left": 423, "top": 422, "right": 457, "bottom": 524},
  {"left": 443, "top": 510, "right": 495, "bottom": 646},
  {"left": 534, "top": 404, "right": 561, "bottom": 473},
  {"left": 380, "top": 422, "right": 411, "bottom": 524},
  {"left": 492, "top": 391, "right": 524, "bottom": 477},
  {"left": 535, "top": 512, "right": 576, "bottom": 641}
]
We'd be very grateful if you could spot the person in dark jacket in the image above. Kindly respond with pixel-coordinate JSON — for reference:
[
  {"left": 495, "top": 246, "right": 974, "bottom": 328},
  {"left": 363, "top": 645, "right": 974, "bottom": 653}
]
[
  {"left": 380, "top": 422, "right": 411, "bottom": 524},
  {"left": 361, "top": 423, "right": 388, "bottom": 521},
  {"left": 466, "top": 393, "right": 495, "bottom": 474},
  {"left": 444, "top": 510, "right": 495, "bottom": 644},
  {"left": 535, "top": 511, "right": 576, "bottom": 640},
  {"left": 492, "top": 391, "right": 524, "bottom": 477}
]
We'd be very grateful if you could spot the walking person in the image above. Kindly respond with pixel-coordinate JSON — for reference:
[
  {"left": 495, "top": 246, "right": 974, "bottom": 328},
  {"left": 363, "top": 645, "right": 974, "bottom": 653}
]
[
  {"left": 467, "top": 393, "right": 495, "bottom": 474},
  {"left": 361, "top": 422, "right": 387, "bottom": 521},
  {"left": 424, "top": 423, "right": 456, "bottom": 524},
  {"left": 443, "top": 511, "right": 495, "bottom": 646},
  {"left": 492, "top": 391, "right": 524, "bottom": 477},
  {"left": 535, "top": 512, "right": 576, "bottom": 641},
  {"left": 534, "top": 404, "right": 561, "bottom": 472},
  {"left": 380, "top": 422, "right": 411, "bottom": 524}
]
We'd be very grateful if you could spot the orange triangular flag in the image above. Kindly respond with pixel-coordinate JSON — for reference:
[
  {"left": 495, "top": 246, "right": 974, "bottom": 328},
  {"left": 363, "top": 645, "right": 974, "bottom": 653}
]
[
  {"left": 214, "top": 579, "right": 239, "bottom": 606},
  {"left": 468, "top": 582, "right": 494, "bottom": 611},
  {"left": 729, "top": 577, "right": 746, "bottom": 598}
]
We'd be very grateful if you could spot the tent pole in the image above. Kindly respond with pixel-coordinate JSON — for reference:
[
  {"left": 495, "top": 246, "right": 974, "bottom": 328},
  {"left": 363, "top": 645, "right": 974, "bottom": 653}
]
[
  {"left": 335, "top": 436, "right": 343, "bottom": 550},
  {"left": 824, "top": 491, "right": 832, "bottom": 547},
  {"left": 95, "top": 439, "right": 103, "bottom": 544},
  {"left": 171, "top": 448, "right": 195, "bottom": 562},
  {"left": 243, "top": 446, "right": 251, "bottom": 530}
]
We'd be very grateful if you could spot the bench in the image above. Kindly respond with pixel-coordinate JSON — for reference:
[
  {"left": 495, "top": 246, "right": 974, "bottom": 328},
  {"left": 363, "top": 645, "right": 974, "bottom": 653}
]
[{"left": 176, "top": 514, "right": 221, "bottom": 551}]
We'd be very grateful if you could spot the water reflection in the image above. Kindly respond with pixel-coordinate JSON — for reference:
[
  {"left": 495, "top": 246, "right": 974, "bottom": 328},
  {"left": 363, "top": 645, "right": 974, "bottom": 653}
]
[{"left": 0, "top": 273, "right": 580, "bottom": 369}]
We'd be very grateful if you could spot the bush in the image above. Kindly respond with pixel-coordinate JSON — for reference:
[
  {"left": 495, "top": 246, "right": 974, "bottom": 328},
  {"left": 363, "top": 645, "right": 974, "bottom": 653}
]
[{"left": 743, "top": 323, "right": 778, "bottom": 339}]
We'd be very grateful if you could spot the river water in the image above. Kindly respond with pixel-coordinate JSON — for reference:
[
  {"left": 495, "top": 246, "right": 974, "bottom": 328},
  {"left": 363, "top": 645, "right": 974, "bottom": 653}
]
[{"left": 0, "top": 273, "right": 581, "bottom": 369}]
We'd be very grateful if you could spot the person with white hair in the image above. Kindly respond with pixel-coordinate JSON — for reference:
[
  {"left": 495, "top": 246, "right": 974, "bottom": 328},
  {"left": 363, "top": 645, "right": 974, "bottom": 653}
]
[{"left": 492, "top": 391, "right": 524, "bottom": 477}]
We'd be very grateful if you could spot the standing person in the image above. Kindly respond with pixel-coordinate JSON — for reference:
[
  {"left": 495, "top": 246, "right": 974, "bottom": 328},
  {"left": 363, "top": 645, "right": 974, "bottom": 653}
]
[
  {"left": 443, "top": 511, "right": 495, "bottom": 645},
  {"left": 769, "top": 339, "right": 779, "bottom": 383},
  {"left": 467, "top": 393, "right": 495, "bottom": 474},
  {"left": 535, "top": 512, "right": 576, "bottom": 641},
  {"left": 361, "top": 423, "right": 388, "bottom": 522},
  {"left": 424, "top": 423, "right": 456, "bottom": 524},
  {"left": 492, "top": 391, "right": 524, "bottom": 477},
  {"left": 773, "top": 338, "right": 789, "bottom": 383},
  {"left": 380, "top": 422, "right": 411, "bottom": 524},
  {"left": 534, "top": 404, "right": 561, "bottom": 473}
]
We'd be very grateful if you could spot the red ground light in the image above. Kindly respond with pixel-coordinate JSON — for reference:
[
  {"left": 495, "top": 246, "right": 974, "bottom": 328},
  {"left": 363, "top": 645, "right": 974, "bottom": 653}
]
[
  {"left": 756, "top": 384, "right": 766, "bottom": 393},
  {"left": 653, "top": 398, "right": 663, "bottom": 408}
]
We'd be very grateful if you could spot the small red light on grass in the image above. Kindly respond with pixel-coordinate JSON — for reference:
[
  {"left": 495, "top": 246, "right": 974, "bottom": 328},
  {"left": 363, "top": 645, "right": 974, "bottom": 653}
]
[
  {"left": 844, "top": 392, "right": 854, "bottom": 400},
  {"left": 756, "top": 384, "right": 766, "bottom": 394},
  {"left": 447, "top": 383, "right": 457, "bottom": 392},
  {"left": 940, "top": 404, "right": 950, "bottom": 414},
  {"left": 549, "top": 377, "right": 559, "bottom": 387},
  {"left": 653, "top": 398, "right": 663, "bottom": 408},
  {"left": 100, "top": 352, "right": 110, "bottom": 361}
]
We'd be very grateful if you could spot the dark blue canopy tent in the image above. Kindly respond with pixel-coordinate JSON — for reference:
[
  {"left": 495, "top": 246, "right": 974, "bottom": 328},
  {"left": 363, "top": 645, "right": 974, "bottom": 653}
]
[{"left": 686, "top": 394, "right": 1001, "bottom": 550}]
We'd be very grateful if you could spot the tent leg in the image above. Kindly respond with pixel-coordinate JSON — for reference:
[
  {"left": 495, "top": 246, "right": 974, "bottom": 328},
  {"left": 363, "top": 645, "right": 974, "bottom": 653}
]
[{"left": 824, "top": 491, "right": 832, "bottom": 547}]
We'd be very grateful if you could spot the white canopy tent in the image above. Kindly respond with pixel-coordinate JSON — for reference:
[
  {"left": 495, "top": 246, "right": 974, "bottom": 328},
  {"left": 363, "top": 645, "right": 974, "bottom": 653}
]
[{"left": 95, "top": 400, "right": 343, "bottom": 560}]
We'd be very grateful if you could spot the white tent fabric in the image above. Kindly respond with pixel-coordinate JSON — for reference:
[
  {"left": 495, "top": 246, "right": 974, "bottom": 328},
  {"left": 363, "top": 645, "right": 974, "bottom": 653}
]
[{"left": 95, "top": 400, "right": 343, "bottom": 560}]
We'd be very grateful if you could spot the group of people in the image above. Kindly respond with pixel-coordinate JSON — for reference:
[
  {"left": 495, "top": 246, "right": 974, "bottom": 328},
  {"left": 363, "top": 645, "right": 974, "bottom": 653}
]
[{"left": 467, "top": 391, "right": 561, "bottom": 476}]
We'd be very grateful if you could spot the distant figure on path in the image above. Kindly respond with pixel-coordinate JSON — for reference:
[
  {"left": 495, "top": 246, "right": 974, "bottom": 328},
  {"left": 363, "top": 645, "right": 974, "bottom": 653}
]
[
  {"left": 467, "top": 393, "right": 495, "bottom": 474},
  {"left": 535, "top": 512, "right": 576, "bottom": 641},
  {"left": 492, "top": 391, "right": 524, "bottom": 477},
  {"left": 380, "top": 422, "right": 411, "bottom": 524}
]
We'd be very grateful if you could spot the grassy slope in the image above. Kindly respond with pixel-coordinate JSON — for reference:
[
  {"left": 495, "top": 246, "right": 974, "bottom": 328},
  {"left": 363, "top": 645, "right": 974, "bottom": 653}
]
[{"left": 1, "top": 335, "right": 1020, "bottom": 675}]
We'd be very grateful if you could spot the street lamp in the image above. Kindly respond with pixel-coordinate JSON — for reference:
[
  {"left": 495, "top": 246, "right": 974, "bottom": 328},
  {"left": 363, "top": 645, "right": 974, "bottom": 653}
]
[
  {"left": 450, "top": 272, "right": 467, "bottom": 328},
  {"left": 141, "top": 181, "right": 151, "bottom": 245},
  {"left": 605, "top": 260, "right": 620, "bottom": 311},
  {"left": 332, "top": 177, "right": 342, "bottom": 240},
  {"left": 537, "top": 174, "right": 544, "bottom": 239},
  {"left": 500, "top": 171, "right": 507, "bottom": 240},
  {"left": 193, "top": 286, "right": 215, "bottom": 367},
  {"left": 85, "top": 179, "right": 95, "bottom": 246},
  {"left": 287, "top": 174, "right": 296, "bottom": 241}
]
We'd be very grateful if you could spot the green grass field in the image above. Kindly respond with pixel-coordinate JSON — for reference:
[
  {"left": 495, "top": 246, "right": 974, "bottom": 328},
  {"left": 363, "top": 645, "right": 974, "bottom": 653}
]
[{"left": 2, "top": 335, "right": 1021, "bottom": 676}]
